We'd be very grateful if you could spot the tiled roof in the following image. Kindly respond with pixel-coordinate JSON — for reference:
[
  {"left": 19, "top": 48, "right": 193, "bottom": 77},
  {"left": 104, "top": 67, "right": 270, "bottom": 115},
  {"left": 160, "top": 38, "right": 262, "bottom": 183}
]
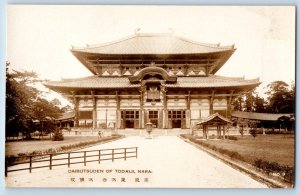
[
  {"left": 57, "top": 112, "right": 75, "bottom": 121},
  {"left": 71, "top": 33, "right": 235, "bottom": 55},
  {"left": 197, "top": 113, "right": 232, "bottom": 125},
  {"left": 166, "top": 75, "right": 260, "bottom": 88},
  {"left": 44, "top": 75, "right": 260, "bottom": 91},
  {"left": 44, "top": 76, "right": 139, "bottom": 89},
  {"left": 231, "top": 111, "right": 293, "bottom": 121}
]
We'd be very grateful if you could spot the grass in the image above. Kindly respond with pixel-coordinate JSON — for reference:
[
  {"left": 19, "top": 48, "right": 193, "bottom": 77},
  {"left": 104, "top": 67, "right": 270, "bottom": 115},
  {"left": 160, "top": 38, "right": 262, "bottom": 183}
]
[
  {"left": 203, "top": 134, "right": 294, "bottom": 167},
  {"left": 182, "top": 134, "right": 295, "bottom": 184},
  {"left": 5, "top": 136, "right": 118, "bottom": 157}
]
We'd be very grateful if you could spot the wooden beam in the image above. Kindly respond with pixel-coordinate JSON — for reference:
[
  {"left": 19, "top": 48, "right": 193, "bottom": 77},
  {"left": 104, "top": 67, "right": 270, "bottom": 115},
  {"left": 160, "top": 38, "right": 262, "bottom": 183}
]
[{"left": 65, "top": 94, "right": 141, "bottom": 98}]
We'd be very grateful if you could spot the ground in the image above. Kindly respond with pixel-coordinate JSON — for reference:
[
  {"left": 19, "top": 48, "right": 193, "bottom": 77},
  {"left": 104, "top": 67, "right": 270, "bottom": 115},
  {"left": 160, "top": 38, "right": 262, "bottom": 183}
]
[
  {"left": 5, "top": 136, "right": 101, "bottom": 156},
  {"left": 5, "top": 136, "right": 267, "bottom": 188}
]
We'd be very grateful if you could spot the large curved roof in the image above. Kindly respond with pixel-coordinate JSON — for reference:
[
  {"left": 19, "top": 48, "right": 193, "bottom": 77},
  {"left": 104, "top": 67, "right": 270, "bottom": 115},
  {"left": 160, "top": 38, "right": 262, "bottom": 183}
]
[
  {"left": 71, "top": 33, "right": 235, "bottom": 55},
  {"left": 44, "top": 75, "right": 260, "bottom": 93}
]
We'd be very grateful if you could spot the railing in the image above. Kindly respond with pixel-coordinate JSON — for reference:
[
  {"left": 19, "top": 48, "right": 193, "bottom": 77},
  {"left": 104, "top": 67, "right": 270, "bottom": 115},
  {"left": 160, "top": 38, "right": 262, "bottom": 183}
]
[{"left": 5, "top": 147, "right": 138, "bottom": 177}]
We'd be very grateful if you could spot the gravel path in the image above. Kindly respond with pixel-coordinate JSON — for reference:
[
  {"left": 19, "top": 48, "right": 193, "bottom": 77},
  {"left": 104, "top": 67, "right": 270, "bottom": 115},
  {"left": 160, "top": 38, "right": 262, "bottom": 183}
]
[{"left": 5, "top": 136, "right": 267, "bottom": 188}]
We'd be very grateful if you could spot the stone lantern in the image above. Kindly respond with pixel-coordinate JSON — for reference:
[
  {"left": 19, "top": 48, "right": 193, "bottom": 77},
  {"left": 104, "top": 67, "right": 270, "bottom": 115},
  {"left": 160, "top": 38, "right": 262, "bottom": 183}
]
[{"left": 146, "top": 122, "right": 153, "bottom": 139}]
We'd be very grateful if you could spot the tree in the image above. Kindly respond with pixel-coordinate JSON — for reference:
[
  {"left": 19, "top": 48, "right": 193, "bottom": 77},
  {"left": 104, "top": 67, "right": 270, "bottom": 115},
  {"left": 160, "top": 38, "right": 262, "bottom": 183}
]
[
  {"left": 265, "top": 81, "right": 295, "bottom": 113},
  {"left": 248, "top": 120, "right": 259, "bottom": 139},
  {"left": 6, "top": 62, "right": 63, "bottom": 139},
  {"left": 32, "top": 98, "right": 62, "bottom": 137},
  {"left": 249, "top": 128, "right": 257, "bottom": 139},
  {"left": 61, "top": 104, "right": 73, "bottom": 113},
  {"left": 232, "top": 96, "right": 244, "bottom": 111},
  {"left": 232, "top": 89, "right": 266, "bottom": 113},
  {"left": 237, "top": 118, "right": 248, "bottom": 137},
  {"left": 245, "top": 90, "right": 255, "bottom": 112},
  {"left": 6, "top": 62, "right": 39, "bottom": 137},
  {"left": 253, "top": 95, "right": 266, "bottom": 113}
]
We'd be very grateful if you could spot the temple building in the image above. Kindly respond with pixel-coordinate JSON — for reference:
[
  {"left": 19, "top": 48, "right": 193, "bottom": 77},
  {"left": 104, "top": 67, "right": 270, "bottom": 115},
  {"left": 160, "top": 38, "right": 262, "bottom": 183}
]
[{"left": 45, "top": 32, "right": 260, "bottom": 130}]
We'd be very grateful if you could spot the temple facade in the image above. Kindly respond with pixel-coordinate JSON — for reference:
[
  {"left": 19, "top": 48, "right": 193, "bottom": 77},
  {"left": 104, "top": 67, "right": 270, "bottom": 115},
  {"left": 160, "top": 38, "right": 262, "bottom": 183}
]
[{"left": 45, "top": 33, "right": 260, "bottom": 130}]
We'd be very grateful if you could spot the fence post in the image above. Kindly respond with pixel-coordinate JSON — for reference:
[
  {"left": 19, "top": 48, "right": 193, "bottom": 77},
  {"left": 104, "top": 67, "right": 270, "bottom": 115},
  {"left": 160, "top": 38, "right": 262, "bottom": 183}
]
[
  {"left": 50, "top": 154, "right": 52, "bottom": 170},
  {"left": 5, "top": 158, "right": 8, "bottom": 177},
  {"left": 135, "top": 147, "right": 138, "bottom": 159},
  {"left": 29, "top": 156, "right": 32, "bottom": 173},
  {"left": 84, "top": 151, "right": 86, "bottom": 166},
  {"left": 68, "top": 153, "right": 70, "bottom": 168},
  {"left": 112, "top": 149, "right": 114, "bottom": 162},
  {"left": 124, "top": 148, "right": 127, "bottom": 161},
  {"left": 98, "top": 150, "right": 101, "bottom": 164}
]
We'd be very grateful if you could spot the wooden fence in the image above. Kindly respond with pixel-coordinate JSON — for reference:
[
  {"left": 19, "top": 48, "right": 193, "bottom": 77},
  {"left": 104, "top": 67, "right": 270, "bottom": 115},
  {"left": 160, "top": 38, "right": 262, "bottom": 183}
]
[{"left": 5, "top": 147, "right": 138, "bottom": 177}]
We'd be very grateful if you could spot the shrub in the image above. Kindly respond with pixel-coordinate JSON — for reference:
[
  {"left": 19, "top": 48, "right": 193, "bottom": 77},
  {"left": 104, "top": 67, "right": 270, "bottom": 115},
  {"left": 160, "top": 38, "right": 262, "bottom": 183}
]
[
  {"left": 265, "top": 130, "right": 294, "bottom": 135},
  {"left": 52, "top": 131, "right": 64, "bottom": 141},
  {"left": 254, "top": 159, "right": 294, "bottom": 184},
  {"left": 249, "top": 128, "right": 257, "bottom": 139},
  {"left": 239, "top": 127, "right": 245, "bottom": 137},
  {"left": 225, "top": 135, "right": 238, "bottom": 141},
  {"left": 17, "top": 153, "right": 27, "bottom": 157},
  {"left": 31, "top": 150, "right": 42, "bottom": 155},
  {"left": 47, "top": 148, "right": 55, "bottom": 153}
]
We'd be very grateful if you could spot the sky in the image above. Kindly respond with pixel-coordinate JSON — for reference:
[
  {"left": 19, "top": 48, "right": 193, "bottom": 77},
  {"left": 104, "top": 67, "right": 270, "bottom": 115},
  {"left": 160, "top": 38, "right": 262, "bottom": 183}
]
[{"left": 6, "top": 5, "right": 295, "bottom": 106}]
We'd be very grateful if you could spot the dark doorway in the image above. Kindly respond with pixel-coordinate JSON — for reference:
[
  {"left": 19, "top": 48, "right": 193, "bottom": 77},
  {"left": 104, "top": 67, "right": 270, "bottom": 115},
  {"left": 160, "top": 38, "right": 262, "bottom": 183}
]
[
  {"left": 121, "top": 110, "right": 140, "bottom": 129},
  {"left": 149, "top": 110, "right": 158, "bottom": 128},
  {"left": 125, "top": 120, "right": 134, "bottom": 128},
  {"left": 168, "top": 110, "right": 186, "bottom": 129},
  {"left": 172, "top": 119, "right": 181, "bottom": 128}
]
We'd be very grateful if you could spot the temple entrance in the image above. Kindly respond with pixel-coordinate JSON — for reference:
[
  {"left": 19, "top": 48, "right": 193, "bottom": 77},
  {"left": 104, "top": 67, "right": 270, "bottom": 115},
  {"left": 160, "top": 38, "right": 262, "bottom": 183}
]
[
  {"left": 149, "top": 110, "right": 158, "bottom": 128},
  {"left": 125, "top": 119, "right": 134, "bottom": 128},
  {"left": 121, "top": 110, "right": 140, "bottom": 129},
  {"left": 168, "top": 110, "right": 186, "bottom": 129},
  {"left": 172, "top": 119, "right": 181, "bottom": 128}
]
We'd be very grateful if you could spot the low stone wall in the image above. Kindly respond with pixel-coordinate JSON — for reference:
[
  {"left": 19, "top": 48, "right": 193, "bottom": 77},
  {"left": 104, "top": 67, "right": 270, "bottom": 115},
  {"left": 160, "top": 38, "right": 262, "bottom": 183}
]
[
  {"left": 64, "top": 127, "right": 254, "bottom": 137},
  {"left": 192, "top": 127, "right": 250, "bottom": 137},
  {"left": 64, "top": 128, "right": 192, "bottom": 136},
  {"left": 63, "top": 129, "right": 112, "bottom": 137}
]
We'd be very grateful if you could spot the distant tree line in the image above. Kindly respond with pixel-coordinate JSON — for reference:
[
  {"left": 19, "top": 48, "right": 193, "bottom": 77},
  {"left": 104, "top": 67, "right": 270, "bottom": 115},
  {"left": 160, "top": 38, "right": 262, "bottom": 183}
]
[
  {"left": 232, "top": 80, "right": 295, "bottom": 113},
  {"left": 232, "top": 80, "right": 295, "bottom": 133},
  {"left": 5, "top": 62, "right": 70, "bottom": 139}
]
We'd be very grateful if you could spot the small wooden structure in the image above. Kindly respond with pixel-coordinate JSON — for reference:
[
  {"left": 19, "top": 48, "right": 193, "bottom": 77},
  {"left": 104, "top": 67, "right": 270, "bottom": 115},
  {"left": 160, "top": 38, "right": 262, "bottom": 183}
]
[{"left": 197, "top": 113, "right": 232, "bottom": 139}]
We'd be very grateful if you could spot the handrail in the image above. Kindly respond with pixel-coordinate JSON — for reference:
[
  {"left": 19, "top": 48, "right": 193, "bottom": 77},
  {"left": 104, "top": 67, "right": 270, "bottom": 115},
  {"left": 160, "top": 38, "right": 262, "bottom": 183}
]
[{"left": 5, "top": 147, "right": 138, "bottom": 177}]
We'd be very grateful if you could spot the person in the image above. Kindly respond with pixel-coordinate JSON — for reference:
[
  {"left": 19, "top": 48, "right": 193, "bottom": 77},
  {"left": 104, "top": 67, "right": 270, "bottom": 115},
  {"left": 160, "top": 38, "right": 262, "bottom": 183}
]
[{"left": 98, "top": 131, "right": 103, "bottom": 140}]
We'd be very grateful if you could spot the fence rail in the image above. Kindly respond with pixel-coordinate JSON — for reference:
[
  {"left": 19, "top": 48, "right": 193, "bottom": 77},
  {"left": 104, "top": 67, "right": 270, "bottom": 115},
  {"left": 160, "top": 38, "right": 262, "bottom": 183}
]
[{"left": 5, "top": 147, "right": 138, "bottom": 177}]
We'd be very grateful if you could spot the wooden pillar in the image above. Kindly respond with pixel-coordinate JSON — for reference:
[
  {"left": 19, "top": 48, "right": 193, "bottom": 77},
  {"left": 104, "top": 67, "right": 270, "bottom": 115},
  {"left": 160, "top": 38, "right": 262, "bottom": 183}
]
[
  {"left": 139, "top": 85, "right": 145, "bottom": 128},
  {"left": 72, "top": 91, "right": 79, "bottom": 127},
  {"left": 226, "top": 90, "right": 234, "bottom": 118},
  {"left": 209, "top": 90, "right": 214, "bottom": 115},
  {"left": 207, "top": 126, "right": 209, "bottom": 140},
  {"left": 116, "top": 91, "right": 120, "bottom": 129},
  {"left": 162, "top": 85, "right": 168, "bottom": 129},
  {"left": 91, "top": 91, "right": 97, "bottom": 129},
  {"left": 223, "top": 125, "right": 226, "bottom": 140},
  {"left": 186, "top": 91, "right": 191, "bottom": 129},
  {"left": 203, "top": 125, "right": 207, "bottom": 140}
]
